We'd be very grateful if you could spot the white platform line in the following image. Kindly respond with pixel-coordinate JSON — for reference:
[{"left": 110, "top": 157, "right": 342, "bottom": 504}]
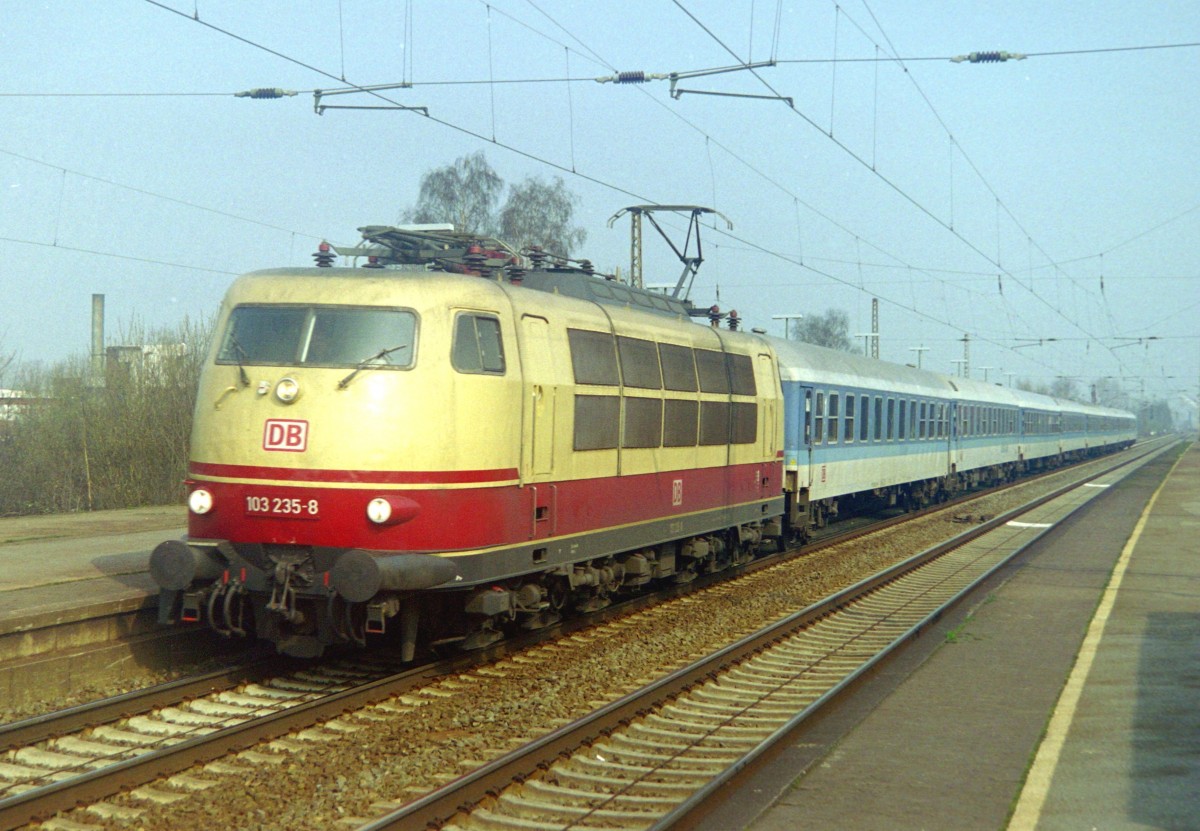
[{"left": 1006, "top": 452, "right": 1185, "bottom": 830}]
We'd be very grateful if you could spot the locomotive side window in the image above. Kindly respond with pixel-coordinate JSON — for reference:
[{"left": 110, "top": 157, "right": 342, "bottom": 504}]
[
  {"left": 659, "top": 344, "right": 698, "bottom": 391},
  {"left": 568, "top": 329, "right": 619, "bottom": 385},
  {"left": 218, "top": 305, "right": 416, "bottom": 369},
  {"left": 452, "top": 314, "right": 505, "bottom": 374},
  {"left": 700, "top": 401, "right": 731, "bottom": 446},
  {"left": 574, "top": 395, "right": 620, "bottom": 450},
  {"left": 732, "top": 402, "right": 758, "bottom": 444},
  {"left": 696, "top": 349, "right": 731, "bottom": 394},
  {"left": 664, "top": 399, "right": 699, "bottom": 446},
  {"left": 622, "top": 397, "right": 663, "bottom": 448},
  {"left": 617, "top": 337, "right": 663, "bottom": 389},
  {"left": 728, "top": 353, "right": 756, "bottom": 396}
]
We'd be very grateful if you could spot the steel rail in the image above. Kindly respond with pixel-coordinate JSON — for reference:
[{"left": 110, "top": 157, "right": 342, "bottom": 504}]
[{"left": 0, "top": 652, "right": 281, "bottom": 752}]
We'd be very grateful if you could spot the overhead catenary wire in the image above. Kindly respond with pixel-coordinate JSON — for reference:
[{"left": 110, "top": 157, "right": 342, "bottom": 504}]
[
  {"left": 673, "top": 0, "right": 1131, "bottom": 377},
  {"left": 138, "top": 0, "right": 1087, "bottom": 381}
]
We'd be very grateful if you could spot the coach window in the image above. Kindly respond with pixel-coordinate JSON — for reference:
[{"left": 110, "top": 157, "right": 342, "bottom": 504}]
[
  {"left": 874, "top": 396, "right": 883, "bottom": 441},
  {"left": 918, "top": 401, "right": 927, "bottom": 439},
  {"left": 898, "top": 399, "right": 907, "bottom": 440},
  {"left": 567, "top": 329, "right": 618, "bottom": 385},
  {"left": 827, "top": 392, "right": 840, "bottom": 443},
  {"left": 844, "top": 394, "right": 856, "bottom": 442},
  {"left": 813, "top": 392, "right": 825, "bottom": 445},
  {"left": 617, "top": 336, "right": 662, "bottom": 389},
  {"left": 451, "top": 314, "right": 505, "bottom": 374},
  {"left": 887, "top": 398, "right": 896, "bottom": 440},
  {"left": 859, "top": 394, "right": 869, "bottom": 441},
  {"left": 659, "top": 343, "right": 697, "bottom": 392}
]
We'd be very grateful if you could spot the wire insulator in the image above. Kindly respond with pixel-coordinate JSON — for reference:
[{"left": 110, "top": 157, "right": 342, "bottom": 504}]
[
  {"left": 235, "top": 87, "right": 297, "bottom": 99},
  {"left": 616, "top": 71, "right": 647, "bottom": 84}
]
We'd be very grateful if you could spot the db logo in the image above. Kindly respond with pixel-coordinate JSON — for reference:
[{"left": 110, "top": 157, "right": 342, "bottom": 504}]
[
  {"left": 264, "top": 419, "right": 309, "bottom": 452},
  {"left": 672, "top": 478, "right": 683, "bottom": 506}
]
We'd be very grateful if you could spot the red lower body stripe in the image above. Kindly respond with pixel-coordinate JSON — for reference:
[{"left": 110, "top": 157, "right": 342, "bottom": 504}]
[{"left": 188, "top": 462, "right": 782, "bottom": 551}]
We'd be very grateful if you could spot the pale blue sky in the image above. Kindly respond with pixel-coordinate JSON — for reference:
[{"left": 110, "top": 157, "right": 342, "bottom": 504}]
[{"left": 1, "top": 2, "right": 1197, "bottom": 416}]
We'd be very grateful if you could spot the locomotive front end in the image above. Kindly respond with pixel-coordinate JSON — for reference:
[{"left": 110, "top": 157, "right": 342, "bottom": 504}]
[{"left": 152, "top": 267, "right": 521, "bottom": 658}]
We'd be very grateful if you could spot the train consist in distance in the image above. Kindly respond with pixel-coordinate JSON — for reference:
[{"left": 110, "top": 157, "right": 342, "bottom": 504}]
[{"left": 150, "top": 226, "right": 1137, "bottom": 658}]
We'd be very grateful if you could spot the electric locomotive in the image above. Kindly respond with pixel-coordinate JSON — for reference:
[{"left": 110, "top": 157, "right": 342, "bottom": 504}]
[{"left": 151, "top": 227, "right": 785, "bottom": 658}]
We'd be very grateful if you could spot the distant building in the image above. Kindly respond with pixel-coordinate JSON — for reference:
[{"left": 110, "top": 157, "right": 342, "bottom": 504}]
[
  {"left": 0, "top": 389, "right": 42, "bottom": 425},
  {"left": 105, "top": 343, "right": 190, "bottom": 383}
]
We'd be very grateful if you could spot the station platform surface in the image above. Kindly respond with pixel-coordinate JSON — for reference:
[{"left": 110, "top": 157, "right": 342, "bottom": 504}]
[
  {"left": 0, "top": 506, "right": 183, "bottom": 633},
  {"left": 694, "top": 439, "right": 1197, "bottom": 831}
]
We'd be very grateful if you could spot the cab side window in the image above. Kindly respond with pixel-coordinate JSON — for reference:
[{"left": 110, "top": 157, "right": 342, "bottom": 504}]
[{"left": 452, "top": 314, "right": 505, "bottom": 374}]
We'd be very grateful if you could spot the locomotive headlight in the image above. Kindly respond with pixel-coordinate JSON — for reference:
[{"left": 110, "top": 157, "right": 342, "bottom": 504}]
[
  {"left": 366, "top": 495, "right": 421, "bottom": 526},
  {"left": 367, "top": 497, "right": 392, "bottom": 524},
  {"left": 188, "top": 488, "right": 214, "bottom": 515},
  {"left": 275, "top": 377, "right": 301, "bottom": 403}
]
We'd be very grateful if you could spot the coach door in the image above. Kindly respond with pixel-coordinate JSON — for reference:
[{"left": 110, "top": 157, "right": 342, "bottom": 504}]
[
  {"left": 799, "top": 384, "right": 815, "bottom": 487},
  {"left": 948, "top": 400, "right": 960, "bottom": 476}
]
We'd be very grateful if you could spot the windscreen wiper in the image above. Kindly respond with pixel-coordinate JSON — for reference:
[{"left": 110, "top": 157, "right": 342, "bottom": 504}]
[
  {"left": 227, "top": 335, "right": 251, "bottom": 387},
  {"left": 337, "top": 345, "right": 409, "bottom": 389}
]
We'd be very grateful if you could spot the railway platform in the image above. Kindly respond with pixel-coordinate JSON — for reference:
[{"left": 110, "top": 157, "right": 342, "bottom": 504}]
[
  {"left": 695, "top": 439, "right": 1197, "bottom": 831},
  {"left": 0, "top": 506, "right": 185, "bottom": 706}
]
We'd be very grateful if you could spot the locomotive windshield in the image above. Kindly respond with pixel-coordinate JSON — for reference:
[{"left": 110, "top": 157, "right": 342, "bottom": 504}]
[{"left": 216, "top": 305, "right": 416, "bottom": 369}]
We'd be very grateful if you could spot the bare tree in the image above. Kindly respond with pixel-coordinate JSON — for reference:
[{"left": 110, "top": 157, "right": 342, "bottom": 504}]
[
  {"left": 498, "top": 175, "right": 587, "bottom": 257},
  {"left": 790, "top": 308, "right": 856, "bottom": 352},
  {"left": 402, "top": 151, "right": 503, "bottom": 235},
  {"left": 1050, "top": 376, "right": 1079, "bottom": 402},
  {"left": 0, "top": 334, "right": 15, "bottom": 385}
]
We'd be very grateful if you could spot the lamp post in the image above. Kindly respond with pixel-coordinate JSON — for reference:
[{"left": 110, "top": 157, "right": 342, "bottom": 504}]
[{"left": 771, "top": 314, "right": 804, "bottom": 340}]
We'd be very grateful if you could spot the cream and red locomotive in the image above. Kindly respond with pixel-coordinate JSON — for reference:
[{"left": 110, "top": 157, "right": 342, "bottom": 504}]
[{"left": 152, "top": 228, "right": 784, "bottom": 658}]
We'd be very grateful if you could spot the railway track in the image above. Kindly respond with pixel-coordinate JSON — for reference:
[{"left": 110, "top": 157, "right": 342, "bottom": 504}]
[
  {"left": 0, "top": 440, "right": 1169, "bottom": 830},
  {"left": 356, "top": 439, "right": 1173, "bottom": 831}
]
